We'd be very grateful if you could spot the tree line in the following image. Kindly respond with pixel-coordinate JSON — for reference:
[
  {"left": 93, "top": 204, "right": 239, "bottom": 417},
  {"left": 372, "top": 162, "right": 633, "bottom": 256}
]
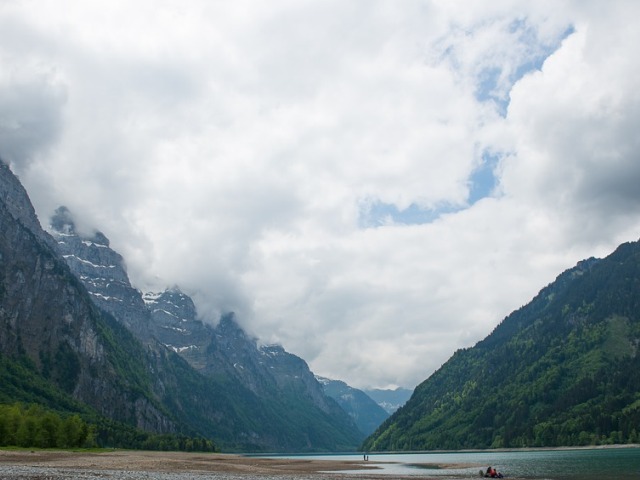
[
  {"left": 0, "top": 403, "right": 95, "bottom": 448},
  {"left": 0, "top": 402, "right": 216, "bottom": 452}
]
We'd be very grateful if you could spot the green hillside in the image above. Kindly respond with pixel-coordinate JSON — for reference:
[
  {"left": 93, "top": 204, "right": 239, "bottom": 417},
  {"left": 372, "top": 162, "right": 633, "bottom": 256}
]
[
  {"left": 363, "top": 241, "right": 640, "bottom": 451},
  {"left": 0, "top": 353, "right": 215, "bottom": 451}
]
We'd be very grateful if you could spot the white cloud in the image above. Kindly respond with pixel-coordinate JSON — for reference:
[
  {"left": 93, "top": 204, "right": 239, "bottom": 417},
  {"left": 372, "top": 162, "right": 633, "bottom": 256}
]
[
  {"left": 503, "top": 8, "right": 640, "bottom": 241},
  {"left": 1, "top": 0, "right": 639, "bottom": 389}
]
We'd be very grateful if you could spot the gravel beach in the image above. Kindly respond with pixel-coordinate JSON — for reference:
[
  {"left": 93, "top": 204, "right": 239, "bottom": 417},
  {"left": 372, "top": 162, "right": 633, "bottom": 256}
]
[{"left": 0, "top": 450, "right": 405, "bottom": 479}]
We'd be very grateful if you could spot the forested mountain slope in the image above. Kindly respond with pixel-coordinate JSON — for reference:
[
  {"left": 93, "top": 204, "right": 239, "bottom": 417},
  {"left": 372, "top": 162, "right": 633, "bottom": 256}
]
[{"left": 363, "top": 242, "right": 640, "bottom": 450}]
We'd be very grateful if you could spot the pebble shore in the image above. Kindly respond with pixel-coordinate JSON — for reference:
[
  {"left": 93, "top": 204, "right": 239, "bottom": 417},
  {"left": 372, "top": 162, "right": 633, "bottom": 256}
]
[{"left": 1, "top": 465, "right": 320, "bottom": 480}]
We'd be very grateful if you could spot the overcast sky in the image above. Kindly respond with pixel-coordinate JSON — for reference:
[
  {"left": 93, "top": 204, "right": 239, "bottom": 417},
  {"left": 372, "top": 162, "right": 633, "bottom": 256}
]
[{"left": 2, "top": 1, "right": 640, "bottom": 389}]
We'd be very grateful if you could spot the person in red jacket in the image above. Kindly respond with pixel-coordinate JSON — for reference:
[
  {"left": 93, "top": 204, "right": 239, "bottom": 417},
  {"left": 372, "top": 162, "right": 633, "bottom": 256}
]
[{"left": 485, "top": 466, "right": 503, "bottom": 478}]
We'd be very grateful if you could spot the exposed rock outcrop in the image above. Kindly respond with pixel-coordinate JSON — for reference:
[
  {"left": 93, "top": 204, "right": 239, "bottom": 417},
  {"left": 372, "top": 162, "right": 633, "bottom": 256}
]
[{"left": 0, "top": 160, "right": 174, "bottom": 433}]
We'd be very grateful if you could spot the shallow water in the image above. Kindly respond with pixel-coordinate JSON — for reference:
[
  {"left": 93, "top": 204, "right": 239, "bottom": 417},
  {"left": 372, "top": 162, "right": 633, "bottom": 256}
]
[{"left": 266, "top": 446, "right": 640, "bottom": 479}]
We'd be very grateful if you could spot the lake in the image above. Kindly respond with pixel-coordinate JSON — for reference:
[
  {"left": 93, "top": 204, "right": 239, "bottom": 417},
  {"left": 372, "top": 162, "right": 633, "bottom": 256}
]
[{"left": 267, "top": 447, "right": 639, "bottom": 479}]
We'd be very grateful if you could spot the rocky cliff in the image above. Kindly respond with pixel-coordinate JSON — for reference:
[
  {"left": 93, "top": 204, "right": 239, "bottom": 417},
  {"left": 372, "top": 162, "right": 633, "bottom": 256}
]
[
  {"left": 51, "top": 206, "right": 153, "bottom": 342},
  {"left": 147, "top": 291, "right": 364, "bottom": 448},
  {"left": 1, "top": 158, "right": 363, "bottom": 451},
  {"left": 146, "top": 289, "right": 347, "bottom": 418},
  {"left": 42, "top": 183, "right": 362, "bottom": 451},
  {"left": 0, "top": 160, "right": 174, "bottom": 433}
]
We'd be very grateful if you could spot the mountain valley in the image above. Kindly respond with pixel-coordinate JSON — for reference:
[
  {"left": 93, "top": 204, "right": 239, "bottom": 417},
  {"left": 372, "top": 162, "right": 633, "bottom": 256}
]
[{"left": 3, "top": 157, "right": 639, "bottom": 453}]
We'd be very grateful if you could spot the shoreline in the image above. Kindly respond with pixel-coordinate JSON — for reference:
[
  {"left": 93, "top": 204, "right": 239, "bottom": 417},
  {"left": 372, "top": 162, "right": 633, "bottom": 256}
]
[
  {"left": 0, "top": 449, "right": 390, "bottom": 478},
  {"left": 1, "top": 445, "right": 636, "bottom": 479},
  {"left": 354, "top": 443, "right": 640, "bottom": 455}
]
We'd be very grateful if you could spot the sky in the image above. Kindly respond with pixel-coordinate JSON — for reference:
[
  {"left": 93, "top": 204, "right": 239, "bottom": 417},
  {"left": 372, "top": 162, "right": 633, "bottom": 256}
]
[{"left": 1, "top": 1, "right": 640, "bottom": 390}]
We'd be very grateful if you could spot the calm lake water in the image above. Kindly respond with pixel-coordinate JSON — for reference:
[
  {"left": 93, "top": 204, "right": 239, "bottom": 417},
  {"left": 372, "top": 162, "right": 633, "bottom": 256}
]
[{"left": 267, "top": 447, "right": 639, "bottom": 479}]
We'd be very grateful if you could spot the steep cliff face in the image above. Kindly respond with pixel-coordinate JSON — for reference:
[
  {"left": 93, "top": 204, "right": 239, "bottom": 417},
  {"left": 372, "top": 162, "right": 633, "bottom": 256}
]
[
  {"left": 46, "top": 208, "right": 261, "bottom": 447},
  {"left": 45, "top": 200, "right": 362, "bottom": 450},
  {"left": 50, "top": 206, "right": 153, "bottom": 342},
  {"left": 148, "top": 290, "right": 346, "bottom": 419},
  {"left": 143, "top": 289, "right": 209, "bottom": 368},
  {"left": 0, "top": 162, "right": 55, "bottom": 249},
  {"left": 0, "top": 160, "right": 174, "bottom": 433},
  {"left": 148, "top": 291, "right": 364, "bottom": 447},
  {"left": 1, "top": 158, "right": 363, "bottom": 451},
  {"left": 49, "top": 202, "right": 333, "bottom": 414}
]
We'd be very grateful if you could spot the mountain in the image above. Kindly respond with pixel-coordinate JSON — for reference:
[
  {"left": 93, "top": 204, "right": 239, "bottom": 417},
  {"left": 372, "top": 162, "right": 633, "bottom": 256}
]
[
  {"left": 363, "top": 387, "right": 413, "bottom": 414},
  {"left": 363, "top": 242, "right": 640, "bottom": 451},
  {"left": 0, "top": 160, "right": 362, "bottom": 452},
  {"left": 48, "top": 203, "right": 362, "bottom": 451},
  {"left": 144, "top": 289, "right": 363, "bottom": 451},
  {"left": 51, "top": 206, "right": 154, "bottom": 342},
  {"left": 316, "top": 376, "right": 390, "bottom": 435},
  {"left": 1, "top": 161, "right": 177, "bottom": 434}
]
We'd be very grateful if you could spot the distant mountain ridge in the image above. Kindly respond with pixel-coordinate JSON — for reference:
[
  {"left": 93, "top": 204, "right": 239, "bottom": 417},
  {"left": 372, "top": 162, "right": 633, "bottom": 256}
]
[
  {"left": 363, "top": 387, "right": 413, "bottom": 414},
  {"left": 363, "top": 242, "right": 640, "bottom": 451},
  {"left": 316, "top": 376, "right": 390, "bottom": 435},
  {"left": 0, "top": 160, "right": 363, "bottom": 452}
]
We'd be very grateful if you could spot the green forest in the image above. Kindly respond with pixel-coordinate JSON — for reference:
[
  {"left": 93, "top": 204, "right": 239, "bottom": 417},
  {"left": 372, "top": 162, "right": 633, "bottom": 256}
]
[
  {"left": 363, "top": 241, "right": 640, "bottom": 451},
  {"left": 0, "top": 403, "right": 95, "bottom": 448},
  {"left": 0, "top": 354, "right": 216, "bottom": 452},
  {"left": 0, "top": 402, "right": 216, "bottom": 451}
]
